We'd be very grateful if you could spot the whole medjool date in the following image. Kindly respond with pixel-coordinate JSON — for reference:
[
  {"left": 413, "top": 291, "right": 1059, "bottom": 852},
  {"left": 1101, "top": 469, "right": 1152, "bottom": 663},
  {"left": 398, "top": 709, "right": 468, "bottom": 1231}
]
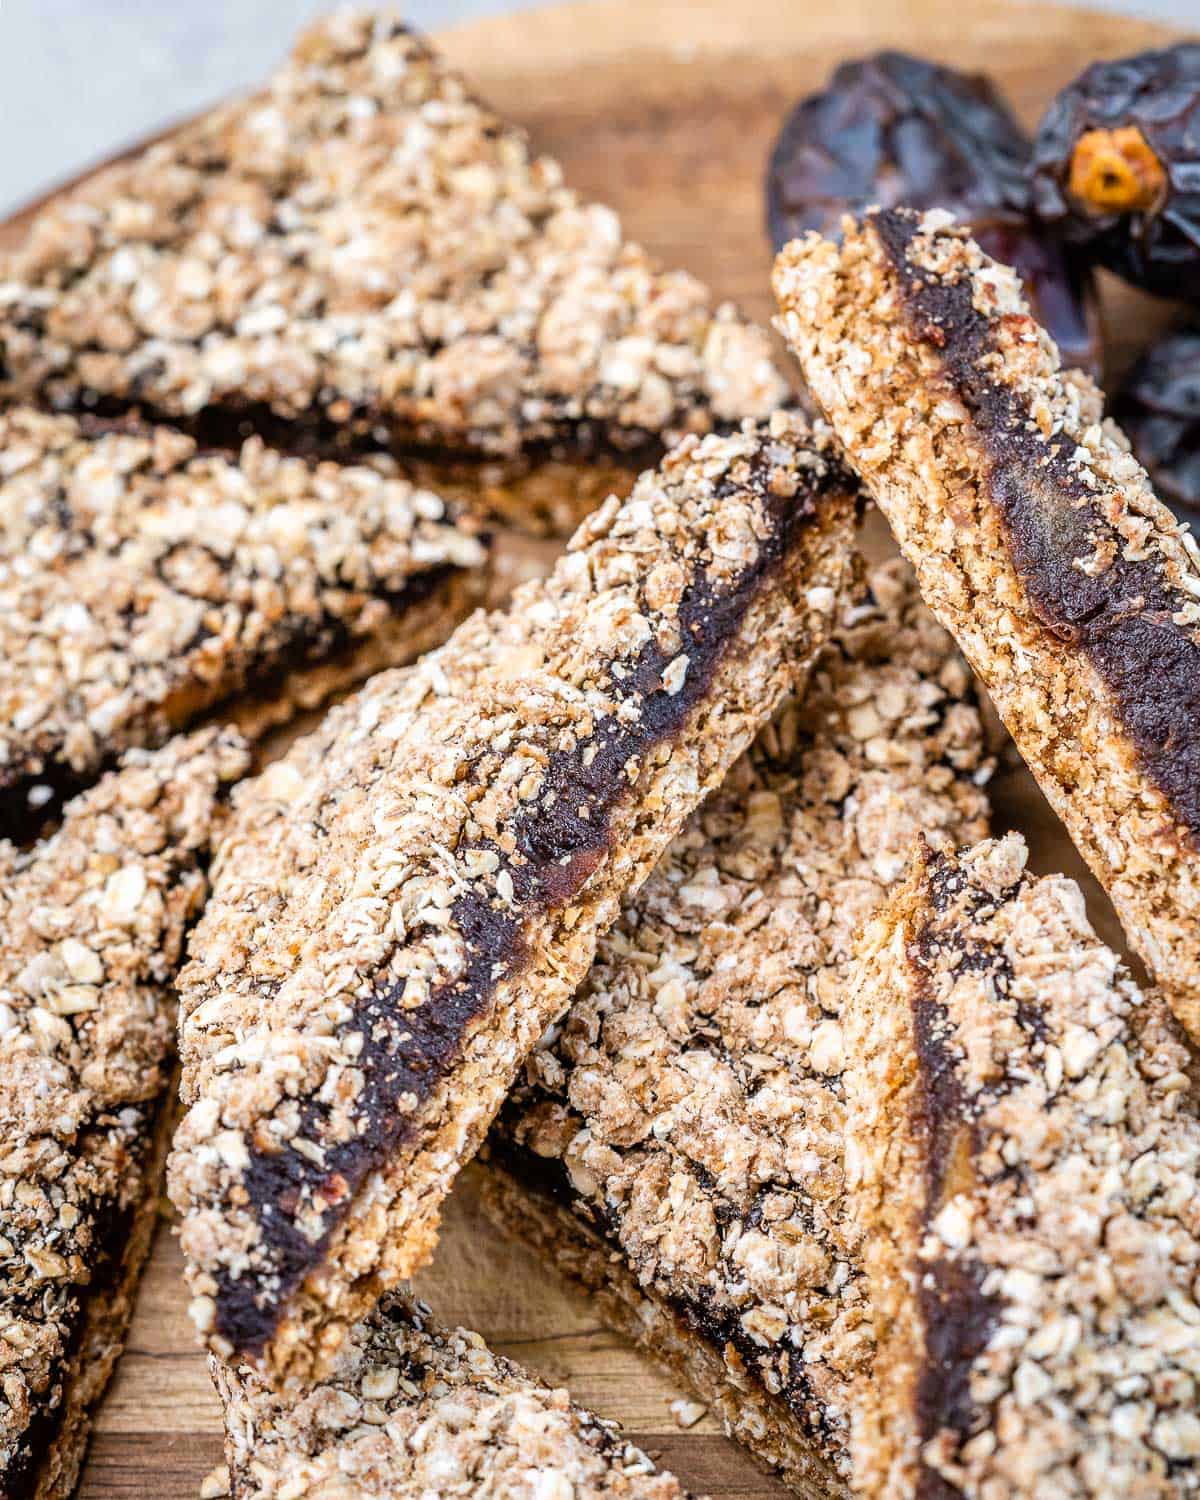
[
  {"left": 1114, "top": 326, "right": 1200, "bottom": 522},
  {"left": 767, "top": 51, "right": 1100, "bottom": 376},
  {"left": 1031, "top": 44, "right": 1200, "bottom": 303}
]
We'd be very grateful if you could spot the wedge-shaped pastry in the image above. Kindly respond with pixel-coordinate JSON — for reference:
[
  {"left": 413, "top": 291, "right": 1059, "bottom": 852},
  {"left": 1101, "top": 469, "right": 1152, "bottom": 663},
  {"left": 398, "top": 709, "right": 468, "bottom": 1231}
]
[
  {"left": 774, "top": 208, "right": 1200, "bottom": 1044},
  {"left": 481, "top": 561, "right": 991, "bottom": 1499},
  {"left": 168, "top": 414, "right": 856, "bottom": 1387},
  {"left": 0, "top": 406, "right": 487, "bottom": 840},
  {"left": 213, "top": 1290, "right": 690, "bottom": 1499},
  {"left": 0, "top": 11, "right": 785, "bottom": 534},
  {"left": 0, "top": 727, "right": 249, "bottom": 1500},
  {"left": 773, "top": 207, "right": 1200, "bottom": 1041},
  {"left": 843, "top": 833, "right": 1200, "bottom": 1499}
]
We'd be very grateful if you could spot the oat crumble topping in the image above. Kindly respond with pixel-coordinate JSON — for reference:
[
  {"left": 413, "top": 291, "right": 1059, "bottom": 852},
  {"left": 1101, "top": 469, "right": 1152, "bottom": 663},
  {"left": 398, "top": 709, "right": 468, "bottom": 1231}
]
[
  {"left": 845, "top": 834, "right": 1200, "bottom": 1498},
  {"left": 214, "top": 1290, "right": 690, "bottom": 1498},
  {"left": 0, "top": 10, "right": 785, "bottom": 468},
  {"left": 0, "top": 728, "right": 249, "bottom": 1499}
]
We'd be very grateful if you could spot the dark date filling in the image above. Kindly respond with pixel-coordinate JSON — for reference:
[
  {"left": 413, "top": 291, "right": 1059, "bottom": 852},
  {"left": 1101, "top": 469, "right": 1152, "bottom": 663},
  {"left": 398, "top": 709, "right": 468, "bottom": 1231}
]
[
  {"left": 0, "top": 562, "right": 466, "bottom": 846},
  {"left": 906, "top": 850, "right": 1005, "bottom": 1500},
  {"left": 66, "top": 395, "right": 672, "bottom": 479},
  {"left": 208, "top": 454, "right": 848, "bottom": 1359},
  {"left": 872, "top": 207, "right": 1200, "bottom": 850}
]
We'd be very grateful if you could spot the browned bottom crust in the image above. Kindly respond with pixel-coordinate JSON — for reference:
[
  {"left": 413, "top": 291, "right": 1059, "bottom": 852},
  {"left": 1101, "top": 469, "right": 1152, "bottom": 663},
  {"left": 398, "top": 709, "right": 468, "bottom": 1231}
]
[
  {"left": 412, "top": 452, "right": 644, "bottom": 538},
  {"left": 30, "top": 1089, "right": 176, "bottom": 1500},
  {"left": 479, "top": 1160, "right": 848, "bottom": 1500}
]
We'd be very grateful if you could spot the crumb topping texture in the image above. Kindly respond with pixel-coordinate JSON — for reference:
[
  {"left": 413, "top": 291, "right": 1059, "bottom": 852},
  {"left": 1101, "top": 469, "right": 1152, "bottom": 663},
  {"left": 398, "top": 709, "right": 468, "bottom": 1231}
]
[
  {"left": 0, "top": 405, "right": 487, "bottom": 823},
  {"left": 844, "top": 834, "right": 1200, "bottom": 1499},
  {"left": 0, "top": 728, "right": 250, "bottom": 1496},
  {"left": 773, "top": 207, "right": 1200, "bottom": 1041},
  {"left": 214, "top": 1291, "right": 689, "bottom": 1499},
  {"left": 168, "top": 414, "right": 855, "bottom": 1387},
  {"left": 489, "top": 560, "right": 991, "bottom": 1483},
  {"left": 0, "top": 10, "right": 785, "bottom": 461}
]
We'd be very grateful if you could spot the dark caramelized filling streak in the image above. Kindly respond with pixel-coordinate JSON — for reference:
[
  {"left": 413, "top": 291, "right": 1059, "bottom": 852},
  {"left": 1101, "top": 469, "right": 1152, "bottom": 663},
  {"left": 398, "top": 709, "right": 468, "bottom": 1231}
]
[
  {"left": 904, "top": 849, "right": 1014, "bottom": 1500},
  {"left": 873, "top": 207, "right": 1200, "bottom": 850},
  {"left": 72, "top": 398, "right": 669, "bottom": 478},
  {"left": 211, "top": 456, "right": 846, "bottom": 1357}
]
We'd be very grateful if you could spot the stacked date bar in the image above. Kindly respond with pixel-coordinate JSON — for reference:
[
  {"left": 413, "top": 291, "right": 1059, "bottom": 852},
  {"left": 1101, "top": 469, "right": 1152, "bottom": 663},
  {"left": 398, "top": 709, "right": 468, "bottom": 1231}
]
[
  {"left": 167, "top": 413, "right": 856, "bottom": 1391},
  {"left": 482, "top": 560, "right": 992, "bottom": 1497},
  {"left": 775, "top": 207, "right": 1200, "bottom": 1043},
  {"left": 844, "top": 834, "right": 1200, "bottom": 1497},
  {"left": 0, "top": 9, "right": 786, "bottom": 534},
  {"left": 0, "top": 406, "right": 487, "bottom": 840}
]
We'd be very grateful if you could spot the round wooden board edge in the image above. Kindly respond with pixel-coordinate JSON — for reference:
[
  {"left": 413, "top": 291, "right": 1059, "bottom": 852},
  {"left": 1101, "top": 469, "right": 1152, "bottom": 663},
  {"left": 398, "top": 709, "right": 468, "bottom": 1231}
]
[
  {"left": 0, "top": 0, "right": 1184, "bottom": 252},
  {"left": 436, "top": 0, "right": 1181, "bottom": 75}
]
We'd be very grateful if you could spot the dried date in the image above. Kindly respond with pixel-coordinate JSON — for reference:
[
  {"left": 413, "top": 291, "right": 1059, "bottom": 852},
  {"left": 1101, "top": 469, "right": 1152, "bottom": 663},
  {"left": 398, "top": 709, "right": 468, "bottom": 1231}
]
[
  {"left": 1031, "top": 44, "right": 1200, "bottom": 303},
  {"left": 767, "top": 51, "right": 1101, "bottom": 376},
  {"left": 1114, "top": 325, "right": 1200, "bottom": 523}
]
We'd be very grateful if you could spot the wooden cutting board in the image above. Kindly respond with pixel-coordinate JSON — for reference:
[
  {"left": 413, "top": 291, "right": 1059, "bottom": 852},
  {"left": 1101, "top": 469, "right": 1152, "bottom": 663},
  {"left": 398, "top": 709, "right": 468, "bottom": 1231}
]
[{"left": 0, "top": 1, "right": 1186, "bottom": 1496}]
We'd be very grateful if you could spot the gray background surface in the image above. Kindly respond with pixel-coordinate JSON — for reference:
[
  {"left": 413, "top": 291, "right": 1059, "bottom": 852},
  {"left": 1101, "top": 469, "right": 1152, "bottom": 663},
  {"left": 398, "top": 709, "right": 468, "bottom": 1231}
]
[{"left": 0, "top": 0, "right": 1193, "bottom": 218}]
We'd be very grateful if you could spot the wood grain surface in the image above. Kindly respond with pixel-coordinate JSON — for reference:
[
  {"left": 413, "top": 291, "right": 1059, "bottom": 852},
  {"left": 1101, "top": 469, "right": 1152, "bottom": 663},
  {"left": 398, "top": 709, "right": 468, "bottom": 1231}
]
[{"left": 2, "top": 1, "right": 1184, "bottom": 1496}]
